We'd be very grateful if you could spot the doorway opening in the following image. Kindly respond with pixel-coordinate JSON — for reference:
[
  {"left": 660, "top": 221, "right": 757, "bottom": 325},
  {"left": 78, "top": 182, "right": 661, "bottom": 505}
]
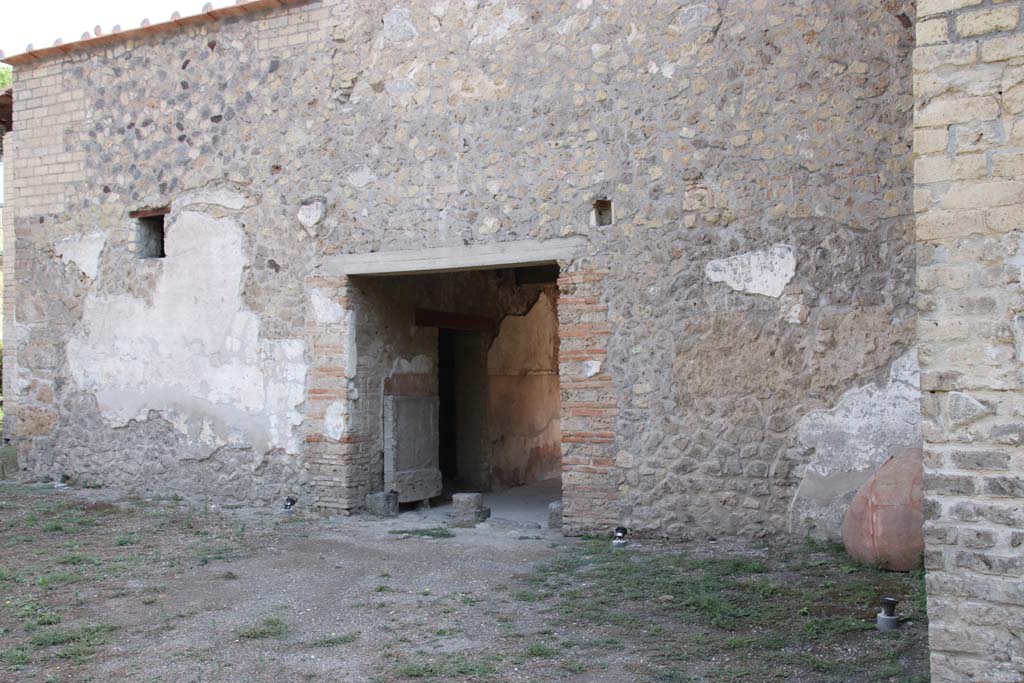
[
  {"left": 436, "top": 327, "right": 489, "bottom": 495},
  {"left": 350, "top": 265, "right": 562, "bottom": 524}
]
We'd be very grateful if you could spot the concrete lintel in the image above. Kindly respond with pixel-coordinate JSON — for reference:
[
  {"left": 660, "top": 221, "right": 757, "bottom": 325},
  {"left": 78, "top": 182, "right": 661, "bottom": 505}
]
[{"left": 319, "top": 237, "right": 588, "bottom": 276}]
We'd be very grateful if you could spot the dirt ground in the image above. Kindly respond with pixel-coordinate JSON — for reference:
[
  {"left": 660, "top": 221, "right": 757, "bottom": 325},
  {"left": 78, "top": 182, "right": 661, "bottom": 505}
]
[{"left": 0, "top": 482, "right": 929, "bottom": 682}]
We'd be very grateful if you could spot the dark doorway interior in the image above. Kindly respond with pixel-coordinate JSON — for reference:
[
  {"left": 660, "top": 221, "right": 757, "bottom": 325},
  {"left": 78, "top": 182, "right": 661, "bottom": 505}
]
[
  {"left": 437, "top": 327, "right": 489, "bottom": 495},
  {"left": 438, "top": 328, "right": 457, "bottom": 484}
]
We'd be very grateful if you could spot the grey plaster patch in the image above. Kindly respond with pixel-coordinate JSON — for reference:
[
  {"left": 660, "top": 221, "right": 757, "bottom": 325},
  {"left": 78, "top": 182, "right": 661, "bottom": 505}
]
[
  {"left": 1014, "top": 315, "right": 1024, "bottom": 363},
  {"left": 789, "top": 350, "right": 922, "bottom": 540},
  {"left": 383, "top": 6, "right": 417, "bottom": 43},
  {"left": 947, "top": 392, "right": 992, "bottom": 429},
  {"left": 54, "top": 232, "right": 106, "bottom": 279},
  {"left": 705, "top": 245, "right": 796, "bottom": 298}
]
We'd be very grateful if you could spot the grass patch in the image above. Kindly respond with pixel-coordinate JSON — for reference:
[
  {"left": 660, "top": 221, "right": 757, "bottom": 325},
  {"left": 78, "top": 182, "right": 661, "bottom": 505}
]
[
  {"left": 0, "top": 446, "right": 17, "bottom": 480},
  {"left": 0, "top": 565, "right": 24, "bottom": 583},
  {"left": 526, "top": 642, "right": 558, "bottom": 658},
  {"left": 58, "top": 642, "right": 103, "bottom": 664},
  {"left": 388, "top": 527, "right": 455, "bottom": 539},
  {"left": 395, "top": 660, "right": 443, "bottom": 678},
  {"left": 28, "top": 622, "right": 118, "bottom": 663},
  {"left": 391, "top": 653, "right": 500, "bottom": 679},
  {"left": 310, "top": 632, "right": 359, "bottom": 647},
  {"left": 523, "top": 538, "right": 929, "bottom": 681},
  {"left": 235, "top": 617, "right": 289, "bottom": 640},
  {"left": 34, "top": 612, "right": 63, "bottom": 627},
  {"left": 0, "top": 646, "right": 30, "bottom": 666},
  {"left": 115, "top": 534, "right": 138, "bottom": 546},
  {"left": 36, "top": 571, "right": 84, "bottom": 590},
  {"left": 512, "top": 590, "right": 542, "bottom": 602}
]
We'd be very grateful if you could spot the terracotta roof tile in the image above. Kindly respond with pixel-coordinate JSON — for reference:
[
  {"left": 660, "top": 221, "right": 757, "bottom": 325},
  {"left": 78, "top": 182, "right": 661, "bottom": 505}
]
[{"left": 1, "top": 0, "right": 315, "bottom": 66}]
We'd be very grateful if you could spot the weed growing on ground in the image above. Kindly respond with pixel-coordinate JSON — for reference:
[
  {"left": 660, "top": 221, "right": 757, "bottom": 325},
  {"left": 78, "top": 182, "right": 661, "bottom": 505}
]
[
  {"left": 310, "top": 632, "right": 360, "bottom": 647},
  {"left": 235, "top": 617, "right": 289, "bottom": 640},
  {"left": 388, "top": 527, "right": 455, "bottom": 539}
]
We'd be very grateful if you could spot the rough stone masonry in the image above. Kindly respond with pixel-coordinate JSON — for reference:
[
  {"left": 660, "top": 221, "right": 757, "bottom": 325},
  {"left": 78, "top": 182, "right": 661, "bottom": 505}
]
[
  {"left": 2, "top": 0, "right": 920, "bottom": 535},
  {"left": 14, "top": 0, "right": 1024, "bottom": 677}
]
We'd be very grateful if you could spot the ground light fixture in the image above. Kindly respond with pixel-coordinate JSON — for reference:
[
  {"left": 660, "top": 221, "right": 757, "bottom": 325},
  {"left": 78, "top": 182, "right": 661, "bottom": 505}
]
[{"left": 877, "top": 596, "right": 899, "bottom": 631}]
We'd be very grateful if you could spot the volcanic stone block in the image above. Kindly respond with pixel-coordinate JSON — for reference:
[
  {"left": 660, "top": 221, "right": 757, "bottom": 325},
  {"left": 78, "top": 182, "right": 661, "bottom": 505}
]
[
  {"left": 451, "top": 492, "right": 491, "bottom": 527},
  {"left": 366, "top": 491, "right": 399, "bottom": 518},
  {"left": 548, "top": 501, "right": 563, "bottom": 530}
]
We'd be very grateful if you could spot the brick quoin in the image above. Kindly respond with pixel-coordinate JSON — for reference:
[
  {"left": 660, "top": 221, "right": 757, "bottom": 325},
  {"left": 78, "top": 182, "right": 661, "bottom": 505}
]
[{"left": 557, "top": 268, "right": 620, "bottom": 534}]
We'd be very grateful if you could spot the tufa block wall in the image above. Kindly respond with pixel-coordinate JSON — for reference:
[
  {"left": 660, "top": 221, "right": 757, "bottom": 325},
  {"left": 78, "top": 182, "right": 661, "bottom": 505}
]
[{"left": 914, "top": 1, "right": 1024, "bottom": 681}]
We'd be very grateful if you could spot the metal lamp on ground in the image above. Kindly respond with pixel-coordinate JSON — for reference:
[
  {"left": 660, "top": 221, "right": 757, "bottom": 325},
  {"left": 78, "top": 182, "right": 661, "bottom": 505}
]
[{"left": 877, "top": 596, "right": 899, "bottom": 631}]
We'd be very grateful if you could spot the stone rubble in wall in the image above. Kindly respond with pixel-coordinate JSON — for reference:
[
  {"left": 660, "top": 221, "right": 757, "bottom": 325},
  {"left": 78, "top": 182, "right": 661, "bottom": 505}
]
[{"left": 9, "top": 0, "right": 918, "bottom": 531}]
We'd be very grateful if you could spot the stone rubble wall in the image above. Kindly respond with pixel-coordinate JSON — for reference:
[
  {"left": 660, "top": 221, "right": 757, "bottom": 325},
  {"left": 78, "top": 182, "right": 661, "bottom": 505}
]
[
  {"left": 6, "top": 0, "right": 919, "bottom": 535},
  {"left": 914, "top": 1, "right": 1024, "bottom": 680},
  {"left": 1, "top": 142, "right": 13, "bottom": 440}
]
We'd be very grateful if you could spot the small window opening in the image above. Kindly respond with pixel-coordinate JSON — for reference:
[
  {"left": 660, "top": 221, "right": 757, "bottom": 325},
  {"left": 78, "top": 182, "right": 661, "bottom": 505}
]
[
  {"left": 130, "top": 207, "right": 169, "bottom": 259},
  {"left": 592, "top": 198, "right": 614, "bottom": 227}
]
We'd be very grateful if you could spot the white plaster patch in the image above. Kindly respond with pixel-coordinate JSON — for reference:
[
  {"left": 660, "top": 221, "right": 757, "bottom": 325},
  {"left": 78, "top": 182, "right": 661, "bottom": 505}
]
[
  {"left": 799, "top": 351, "right": 922, "bottom": 478},
  {"left": 557, "top": 14, "right": 587, "bottom": 36},
  {"left": 178, "top": 186, "right": 248, "bottom": 210},
  {"left": 311, "top": 288, "right": 344, "bottom": 325},
  {"left": 450, "top": 71, "right": 506, "bottom": 101},
  {"left": 297, "top": 199, "right": 326, "bottom": 229},
  {"left": 781, "top": 294, "right": 808, "bottom": 324},
  {"left": 342, "top": 310, "right": 358, "bottom": 380},
  {"left": 383, "top": 6, "right": 418, "bottom": 43},
  {"left": 347, "top": 165, "right": 378, "bottom": 189},
  {"left": 479, "top": 216, "right": 501, "bottom": 235},
  {"left": 705, "top": 245, "right": 796, "bottom": 298},
  {"left": 394, "top": 354, "right": 432, "bottom": 374},
  {"left": 54, "top": 232, "right": 106, "bottom": 279},
  {"left": 66, "top": 210, "right": 307, "bottom": 455},
  {"left": 324, "top": 401, "right": 348, "bottom": 441},
  {"left": 583, "top": 360, "right": 603, "bottom": 378},
  {"left": 788, "top": 350, "right": 922, "bottom": 540},
  {"left": 430, "top": 1, "right": 449, "bottom": 19}
]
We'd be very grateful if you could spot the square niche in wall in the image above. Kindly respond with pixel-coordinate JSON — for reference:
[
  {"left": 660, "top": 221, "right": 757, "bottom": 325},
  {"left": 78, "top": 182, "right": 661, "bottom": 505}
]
[
  {"left": 591, "top": 198, "right": 614, "bottom": 227},
  {"left": 130, "top": 207, "right": 169, "bottom": 259}
]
